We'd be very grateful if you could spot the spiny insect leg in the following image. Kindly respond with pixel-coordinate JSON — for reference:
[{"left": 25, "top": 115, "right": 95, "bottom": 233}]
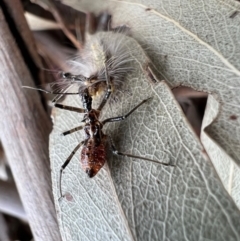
[
  {"left": 102, "top": 97, "right": 152, "bottom": 125},
  {"left": 54, "top": 103, "right": 85, "bottom": 113},
  {"left": 108, "top": 136, "right": 175, "bottom": 167},
  {"left": 61, "top": 126, "right": 84, "bottom": 136},
  {"left": 22, "top": 86, "right": 80, "bottom": 95},
  {"left": 59, "top": 141, "right": 84, "bottom": 199}
]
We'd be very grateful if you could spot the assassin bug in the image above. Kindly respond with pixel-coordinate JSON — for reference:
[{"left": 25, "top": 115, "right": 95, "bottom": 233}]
[{"left": 55, "top": 68, "right": 174, "bottom": 198}]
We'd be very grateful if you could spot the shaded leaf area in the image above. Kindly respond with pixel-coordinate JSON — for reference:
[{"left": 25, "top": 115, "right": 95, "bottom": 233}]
[
  {"left": 50, "top": 32, "right": 240, "bottom": 241},
  {"left": 62, "top": 0, "right": 240, "bottom": 208}
]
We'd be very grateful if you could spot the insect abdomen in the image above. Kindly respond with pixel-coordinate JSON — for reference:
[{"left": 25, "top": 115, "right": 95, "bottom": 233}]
[{"left": 81, "top": 140, "right": 106, "bottom": 178}]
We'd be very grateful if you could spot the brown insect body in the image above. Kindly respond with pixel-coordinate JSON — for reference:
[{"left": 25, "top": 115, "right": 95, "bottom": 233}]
[
  {"left": 81, "top": 109, "right": 107, "bottom": 177},
  {"left": 81, "top": 138, "right": 107, "bottom": 178}
]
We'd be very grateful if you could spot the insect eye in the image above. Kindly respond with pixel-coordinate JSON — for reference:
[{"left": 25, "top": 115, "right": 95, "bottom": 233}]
[{"left": 62, "top": 72, "right": 71, "bottom": 78}]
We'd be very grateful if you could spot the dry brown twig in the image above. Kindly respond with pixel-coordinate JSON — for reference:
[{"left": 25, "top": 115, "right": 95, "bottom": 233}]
[{"left": 0, "top": 1, "right": 62, "bottom": 240}]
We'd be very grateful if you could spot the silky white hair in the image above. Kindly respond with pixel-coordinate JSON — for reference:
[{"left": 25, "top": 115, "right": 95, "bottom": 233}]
[{"left": 50, "top": 31, "right": 136, "bottom": 102}]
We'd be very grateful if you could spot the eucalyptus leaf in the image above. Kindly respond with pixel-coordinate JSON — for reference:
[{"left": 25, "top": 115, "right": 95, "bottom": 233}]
[
  {"left": 61, "top": 0, "right": 240, "bottom": 210},
  {"left": 50, "top": 30, "right": 240, "bottom": 241}
]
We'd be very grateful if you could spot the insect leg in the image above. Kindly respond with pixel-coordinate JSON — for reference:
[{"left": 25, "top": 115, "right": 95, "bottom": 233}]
[
  {"left": 102, "top": 97, "right": 152, "bottom": 125},
  {"left": 108, "top": 136, "right": 175, "bottom": 167},
  {"left": 97, "top": 64, "right": 112, "bottom": 111},
  {"left": 22, "top": 86, "right": 80, "bottom": 95},
  {"left": 54, "top": 103, "right": 85, "bottom": 113},
  {"left": 61, "top": 126, "right": 84, "bottom": 136},
  {"left": 59, "top": 141, "right": 84, "bottom": 198}
]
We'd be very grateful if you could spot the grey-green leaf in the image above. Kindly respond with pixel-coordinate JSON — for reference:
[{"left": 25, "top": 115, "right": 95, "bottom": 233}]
[
  {"left": 50, "top": 29, "right": 240, "bottom": 241},
  {"left": 61, "top": 0, "right": 240, "bottom": 209}
]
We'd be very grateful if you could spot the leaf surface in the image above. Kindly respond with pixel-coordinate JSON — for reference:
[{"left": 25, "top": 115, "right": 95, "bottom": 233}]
[{"left": 51, "top": 1, "right": 240, "bottom": 240}]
